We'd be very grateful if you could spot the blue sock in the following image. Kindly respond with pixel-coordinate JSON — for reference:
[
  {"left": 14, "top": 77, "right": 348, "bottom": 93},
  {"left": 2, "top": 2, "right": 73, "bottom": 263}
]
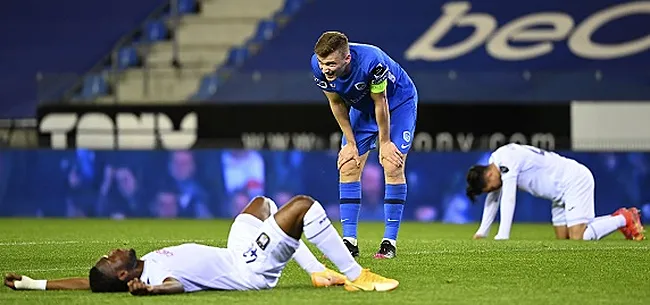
[
  {"left": 339, "top": 182, "right": 361, "bottom": 240},
  {"left": 384, "top": 184, "right": 406, "bottom": 243}
]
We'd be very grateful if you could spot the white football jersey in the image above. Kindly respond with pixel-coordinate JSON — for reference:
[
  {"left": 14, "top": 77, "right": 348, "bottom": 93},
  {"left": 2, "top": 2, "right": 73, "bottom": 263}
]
[
  {"left": 488, "top": 143, "right": 578, "bottom": 202},
  {"left": 139, "top": 243, "right": 266, "bottom": 292}
]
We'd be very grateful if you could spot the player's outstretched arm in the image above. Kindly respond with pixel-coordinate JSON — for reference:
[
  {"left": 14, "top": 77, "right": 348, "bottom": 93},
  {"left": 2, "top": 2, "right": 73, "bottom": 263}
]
[
  {"left": 324, "top": 91, "right": 355, "bottom": 145},
  {"left": 127, "top": 277, "right": 184, "bottom": 296},
  {"left": 494, "top": 179, "right": 518, "bottom": 240},
  {"left": 4, "top": 273, "right": 90, "bottom": 290},
  {"left": 474, "top": 191, "right": 501, "bottom": 239}
]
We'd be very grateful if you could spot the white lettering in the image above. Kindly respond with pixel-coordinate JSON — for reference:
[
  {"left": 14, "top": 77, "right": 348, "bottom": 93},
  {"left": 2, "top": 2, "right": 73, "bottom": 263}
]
[
  {"left": 115, "top": 113, "right": 155, "bottom": 149},
  {"left": 266, "top": 133, "right": 291, "bottom": 150},
  {"left": 39, "top": 113, "right": 78, "bottom": 149},
  {"left": 487, "top": 13, "right": 574, "bottom": 60},
  {"left": 241, "top": 133, "right": 266, "bottom": 149},
  {"left": 435, "top": 132, "right": 454, "bottom": 151},
  {"left": 291, "top": 133, "right": 318, "bottom": 150},
  {"left": 568, "top": 2, "right": 650, "bottom": 59},
  {"left": 414, "top": 132, "right": 434, "bottom": 151},
  {"left": 38, "top": 112, "right": 197, "bottom": 149},
  {"left": 406, "top": 2, "right": 496, "bottom": 61},
  {"left": 405, "top": 1, "right": 650, "bottom": 61},
  {"left": 456, "top": 133, "right": 474, "bottom": 151}
]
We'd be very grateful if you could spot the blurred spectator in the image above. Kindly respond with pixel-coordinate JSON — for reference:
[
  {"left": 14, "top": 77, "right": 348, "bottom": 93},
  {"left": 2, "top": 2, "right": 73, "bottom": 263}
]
[
  {"left": 265, "top": 151, "right": 304, "bottom": 196},
  {"left": 221, "top": 150, "right": 265, "bottom": 215},
  {"left": 152, "top": 186, "right": 179, "bottom": 218},
  {"left": 155, "top": 151, "right": 212, "bottom": 218},
  {"left": 62, "top": 149, "right": 111, "bottom": 217},
  {"left": 102, "top": 165, "right": 149, "bottom": 219},
  {"left": 359, "top": 162, "right": 384, "bottom": 221}
]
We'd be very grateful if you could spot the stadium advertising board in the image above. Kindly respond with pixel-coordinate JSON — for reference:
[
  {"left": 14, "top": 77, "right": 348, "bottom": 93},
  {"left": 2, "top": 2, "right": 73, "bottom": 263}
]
[
  {"left": 571, "top": 101, "right": 650, "bottom": 151},
  {"left": 248, "top": 0, "right": 650, "bottom": 72},
  {"left": 37, "top": 103, "right": 571, "bottom": 151},
  {"left": 221, "top": 0, "right": 650, "bottom": 102}
]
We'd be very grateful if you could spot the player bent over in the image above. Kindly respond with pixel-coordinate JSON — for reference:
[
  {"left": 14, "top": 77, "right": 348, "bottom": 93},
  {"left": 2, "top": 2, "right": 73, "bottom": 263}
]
[
  {"left": 4, "top": 196, "right": 399, "bottom": 295},
  {"left": 465, "top": 143, "right": 645, "bottom": 241},
  {"left": 312, "top": 31, "right": 418, "bottom": 259}
]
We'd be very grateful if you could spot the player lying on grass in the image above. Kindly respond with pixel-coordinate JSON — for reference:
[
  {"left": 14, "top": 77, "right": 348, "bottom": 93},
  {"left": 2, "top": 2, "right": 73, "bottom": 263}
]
[
  {"left": 4, "top": 195, "right": 399, "bottom": 295},
  {"left": 466, "top": 143, "right": 645, "bottom": 241}
]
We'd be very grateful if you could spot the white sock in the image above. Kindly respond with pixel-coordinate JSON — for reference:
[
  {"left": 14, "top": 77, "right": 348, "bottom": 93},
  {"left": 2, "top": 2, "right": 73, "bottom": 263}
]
[
  {"left": 292, "top": 240, "right": 326, "bottom": 274},
  {"left": 265, "top": 197, "right": 325, "bottom": 274},
  {"left": 303, "top": 201, "right": 362, "bottom": 281},
  {"left": 583, "top": 215, "right": 626, "bottom": 240}
]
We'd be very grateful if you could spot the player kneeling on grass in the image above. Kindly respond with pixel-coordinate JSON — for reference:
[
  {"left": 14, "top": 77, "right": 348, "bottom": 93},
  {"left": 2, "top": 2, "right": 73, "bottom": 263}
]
[
  {"left": 465, "top": 143, "right": 645, "bottom": 241},
  {"left": 4, "top": 195, "right": 399, "bottom": 295}
]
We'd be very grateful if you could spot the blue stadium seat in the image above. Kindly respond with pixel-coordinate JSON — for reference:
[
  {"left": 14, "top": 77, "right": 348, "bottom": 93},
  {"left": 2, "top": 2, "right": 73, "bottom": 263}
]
[
  {"left": 142, "top": 19, "right": 169, "bottom": 42},
  {"left": 80, "top": 74, "right": 108, "bottom": 98},
  {"left": 192, "top": 73, "right": 220, "bottom": 100},
  {"left": 225, "top": 47, "right": 250, "bottom": 67},
  {"left": 249, "top": 20, "right": 277, "bottom": 44},
  {"left": 281, "top": 0, "right": 304, "bottom": 15},
  {"left": 116, "top": 46, "right": 140, "bottom": 69},
  {"left": 177, "top": 0, "right": 198, "bottom": 14},
  {"left": 164, "top": 0, "right": 198, "bottom": 16}
]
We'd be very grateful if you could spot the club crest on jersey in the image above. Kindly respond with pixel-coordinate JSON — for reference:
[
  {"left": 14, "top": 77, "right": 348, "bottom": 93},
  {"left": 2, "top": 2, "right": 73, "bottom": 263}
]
[
  {"left": 313, "top": 76, "right": 328, "bottom": 89},
  {"left": 354, "top": 82, "right": 367, "bottom": 91},
  {"left": 499, "top": 166, "right": 509, "bottom": 173},
  {"left": 402, "top": 131, "right": 411, "bottom": 143}
]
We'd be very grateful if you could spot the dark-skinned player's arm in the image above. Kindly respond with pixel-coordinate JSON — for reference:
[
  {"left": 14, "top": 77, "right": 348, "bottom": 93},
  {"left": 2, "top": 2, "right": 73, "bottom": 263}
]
[
  {"left": 4, "top": 273, "right": 90, "bottom": 290},
  {"left": 128, "top": 277, "right": 185, "bottom": 296},
  {"left": 324, "top": 91, "right": 356, "bottom": 147}
]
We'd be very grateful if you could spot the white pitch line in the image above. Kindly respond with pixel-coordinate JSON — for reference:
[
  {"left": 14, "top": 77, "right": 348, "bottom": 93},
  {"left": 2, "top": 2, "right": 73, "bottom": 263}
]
[
  {"left": 0, "top": 239, "right": 219, "bottom": 246},
  {"left": 402, "top": 245, "right": 650, "bottom": 255},
  {"left": 4, "top": 267, "right": 88, "bottom": 273}
]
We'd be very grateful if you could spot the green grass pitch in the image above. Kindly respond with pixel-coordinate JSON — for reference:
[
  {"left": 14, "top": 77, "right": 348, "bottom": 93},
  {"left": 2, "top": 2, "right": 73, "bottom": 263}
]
[{"left": 1, "top": 219, "right": 648, "bottom": 304}]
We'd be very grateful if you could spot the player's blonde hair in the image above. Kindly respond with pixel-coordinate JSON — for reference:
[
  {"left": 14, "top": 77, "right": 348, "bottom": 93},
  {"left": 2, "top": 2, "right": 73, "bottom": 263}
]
[{"left": 314, "top": 31, "right": 349, "bottom": 58}]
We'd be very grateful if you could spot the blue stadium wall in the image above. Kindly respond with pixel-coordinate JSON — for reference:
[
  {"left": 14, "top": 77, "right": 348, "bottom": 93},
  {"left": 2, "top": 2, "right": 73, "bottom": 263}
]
[{"left": 1, "top": 150, "right": 649, "bottom": 224}]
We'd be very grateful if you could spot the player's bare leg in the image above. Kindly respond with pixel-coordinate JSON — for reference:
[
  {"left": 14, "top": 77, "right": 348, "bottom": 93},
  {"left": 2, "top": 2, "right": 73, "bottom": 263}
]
[
  {"left": 273, "top": 195, "right": 399, "bottom": 291},
  {"left": 553, "top": 225, "right": 569, "bottom": 239},
  {"left": 339, "top": 152, "right": 369, "bottom": 257},
  {"left": 579, "top": 208, "right": 645, "bottom": 241},
  {"left": 375, "top": 153, "right": 408, "bottom": 259},
  {"left": 239, "top": 196, "right": 345, "bottom": 287}
]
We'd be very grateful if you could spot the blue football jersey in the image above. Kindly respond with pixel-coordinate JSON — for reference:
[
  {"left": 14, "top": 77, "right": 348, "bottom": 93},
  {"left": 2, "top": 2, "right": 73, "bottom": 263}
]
[{"left": 311, "top": 43, "right": 417, "bottom": 114}]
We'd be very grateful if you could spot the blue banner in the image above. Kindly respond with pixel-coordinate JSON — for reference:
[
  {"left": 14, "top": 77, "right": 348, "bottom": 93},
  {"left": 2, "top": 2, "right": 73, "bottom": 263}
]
[
  {"left": 216, "top": 0, "right": 650, "bottom": 102},
  {"left": 245, "top": 0, "right": 650, "bottom": 72},
  {"left": 0, "top": 150, "right": 648, "bottom": 224}
]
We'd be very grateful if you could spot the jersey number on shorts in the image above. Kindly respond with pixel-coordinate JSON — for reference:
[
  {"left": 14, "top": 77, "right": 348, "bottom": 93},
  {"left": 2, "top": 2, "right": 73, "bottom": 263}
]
[{"left": 243, "top": 246, "right": 258, "bottom": 264}]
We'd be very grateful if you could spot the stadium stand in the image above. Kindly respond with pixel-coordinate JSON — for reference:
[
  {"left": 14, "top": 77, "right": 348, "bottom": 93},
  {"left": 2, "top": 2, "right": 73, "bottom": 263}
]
[{"left": 1, "top": 0, "right": 309, "bottom": 117}]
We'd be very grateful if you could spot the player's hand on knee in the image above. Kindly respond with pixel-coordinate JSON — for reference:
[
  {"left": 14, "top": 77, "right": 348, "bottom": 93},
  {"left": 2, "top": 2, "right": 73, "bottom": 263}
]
[
  {"left": 379, "top": 142, "right": 404, "bottom": 168},
  {"left": 4, "top": 273, "right": 22, "bottom": 290},
  {"left": 337, "top": 143, "right": 360, "bottom": 170},
  {"left": 128, "top": 278, "right": 154, "bottom": 296}
]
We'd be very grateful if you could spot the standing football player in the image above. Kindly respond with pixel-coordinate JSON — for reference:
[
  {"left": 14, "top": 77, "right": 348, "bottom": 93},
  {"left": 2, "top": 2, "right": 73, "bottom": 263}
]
[
  {"left": 311, "top": 31, "right": 418, "bottom": 259},
  {"left": 466, "top": 143, "right": 645, "bottom": 241}
]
